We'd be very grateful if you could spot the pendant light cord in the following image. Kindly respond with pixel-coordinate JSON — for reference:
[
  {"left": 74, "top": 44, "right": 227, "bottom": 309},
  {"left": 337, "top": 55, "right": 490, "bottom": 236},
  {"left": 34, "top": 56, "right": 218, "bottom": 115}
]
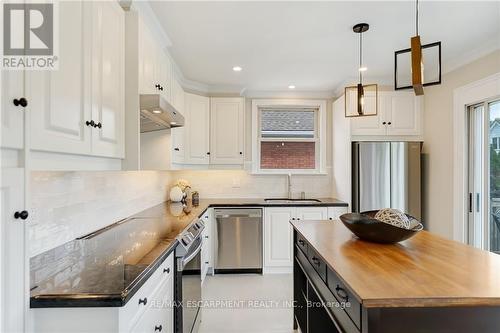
[
  {"left": 416, "top": 0, "right": 419, "bottom": 36},
  {"left": 359, "top": 31, "right": 363, "bottom": 84}
]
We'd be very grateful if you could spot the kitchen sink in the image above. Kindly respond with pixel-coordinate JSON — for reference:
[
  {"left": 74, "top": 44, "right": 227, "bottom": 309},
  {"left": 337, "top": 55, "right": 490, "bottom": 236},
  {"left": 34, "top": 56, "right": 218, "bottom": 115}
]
[{"left": 264, "top": 198, "right": 322, "bottom": 204}]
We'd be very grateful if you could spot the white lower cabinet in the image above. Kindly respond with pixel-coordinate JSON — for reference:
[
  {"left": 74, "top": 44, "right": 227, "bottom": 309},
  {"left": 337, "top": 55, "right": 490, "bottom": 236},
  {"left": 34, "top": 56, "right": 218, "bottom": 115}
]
[
  {"left": 264, "top": 207, "right": 296, "bottom": 272},
  {"left": 327, "top": 206, "right": 348, "bottom": 221},
  {"left": 264, "top": 206, "right": 347, "bottom": 273},
  {"left": 296, "top": 207, "right": 328, "bottom": 221},
  {"left": 201, "top": 209, "right": 214, "bottom": 282},
  {"left": 32, "top": 254, "right": 174, "bottom": 333}
]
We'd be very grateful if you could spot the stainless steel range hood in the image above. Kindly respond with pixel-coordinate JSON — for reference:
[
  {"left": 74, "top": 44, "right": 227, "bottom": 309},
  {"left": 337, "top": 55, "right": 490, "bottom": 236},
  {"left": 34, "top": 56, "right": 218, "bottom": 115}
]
[{"left": 140, "top": 94, "right": 185, "bottom": 133}]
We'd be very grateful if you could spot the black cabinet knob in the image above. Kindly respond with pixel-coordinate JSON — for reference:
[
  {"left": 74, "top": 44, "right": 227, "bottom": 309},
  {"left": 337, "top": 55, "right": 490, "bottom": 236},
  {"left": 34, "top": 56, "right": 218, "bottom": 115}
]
[
  {"left": 239, "top": 152, "right": 243, "bottom": 155},
  {"left": 155, "top": 325, "right": 162, "bottom": 332},
  {"left": 204, "top": 235, "right": 209, "bottom": 239},
  {"left": 13, "top": 97, "right": 28, "bottom": 107},
  {"left": 174, "top": 148, "right": 180, "bottom": 151},
  {"left": 382, "top": 121, "right": 387, "bottom": 125},
  {"left": 14, "top": 210, "right": 29, "bottom": 220},
  {"left": 206, "top": 152, "right": 210, "bottom": 155},
  {"left": 387, "top": 122, "right": 392, "bottom": 125},
  {"left": 86, "top": 120, "right": 95, "bottom": 127},
  {"left": 155, "top": 84, "right": 160, "bottom": 89},
  {"left": 329, "top": 217, "right": 333, "bottom": 220},
  {"left": 138, "top": 297, "right": 147, "bottom": 305},
  {"left": 95, "top": 122, "right": 102, "bottom": 129},
  {"left": 163, "top": 267, "right": 170, "bottom": 274},
  {"left": 159, "top": 86, "right": 164, "bottom": 91}
]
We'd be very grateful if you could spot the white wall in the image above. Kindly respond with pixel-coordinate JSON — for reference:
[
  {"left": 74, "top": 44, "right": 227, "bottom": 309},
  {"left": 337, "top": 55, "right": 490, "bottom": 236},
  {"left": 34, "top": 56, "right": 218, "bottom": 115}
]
[
  {"left": 29, "top": 171, "right": 172, "bottom": 257},
  {"left": 423, "top": 50, "right": 500, "bottom": 239}
]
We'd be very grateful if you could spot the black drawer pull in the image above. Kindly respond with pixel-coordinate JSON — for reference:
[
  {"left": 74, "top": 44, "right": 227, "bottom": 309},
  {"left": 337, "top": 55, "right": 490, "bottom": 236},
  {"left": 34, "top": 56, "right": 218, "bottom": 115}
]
[
  {"left": 163, "top": 267, "right": 170, "bottom": 274},
  {"left": 335, "top": 285, "right": 349, "bottom": 302},
  {"left": 138, "top": 297, "right": 147, "bottom": 306},
  {"left": 155, "top": 325, "right": 162, "bottom": 332},
  {"left": 174, "top": 148, "right": 180, "bottom": 151}
]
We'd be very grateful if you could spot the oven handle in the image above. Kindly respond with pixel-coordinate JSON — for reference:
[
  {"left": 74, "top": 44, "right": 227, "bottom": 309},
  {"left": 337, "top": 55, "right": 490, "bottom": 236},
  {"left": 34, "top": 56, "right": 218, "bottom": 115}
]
[{"left": 179, "top": 238, "right": 202, "bottom": 271}]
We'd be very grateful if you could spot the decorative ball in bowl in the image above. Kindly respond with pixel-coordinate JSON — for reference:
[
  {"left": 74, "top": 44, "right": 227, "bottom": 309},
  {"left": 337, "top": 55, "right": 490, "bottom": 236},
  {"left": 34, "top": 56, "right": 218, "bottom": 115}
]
[{"left": 339, "top": 209, "right": 423, "bottom": 244}]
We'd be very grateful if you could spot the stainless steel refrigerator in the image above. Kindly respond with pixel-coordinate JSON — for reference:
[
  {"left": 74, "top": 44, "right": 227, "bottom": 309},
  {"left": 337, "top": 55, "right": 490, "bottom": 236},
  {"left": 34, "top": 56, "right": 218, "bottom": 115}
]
[{"left": 352, "top": 142, "right": 422, "bottom": 220}]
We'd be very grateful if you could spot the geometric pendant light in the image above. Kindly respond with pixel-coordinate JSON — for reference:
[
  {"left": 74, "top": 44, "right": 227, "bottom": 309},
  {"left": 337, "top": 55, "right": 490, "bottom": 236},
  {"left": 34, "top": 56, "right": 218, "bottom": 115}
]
[
  {"left": 345, "top": 23, "right": 378, "bottom": 118},
  {"left": 394, "top": 0, "right": 442, "bottom": 95}
]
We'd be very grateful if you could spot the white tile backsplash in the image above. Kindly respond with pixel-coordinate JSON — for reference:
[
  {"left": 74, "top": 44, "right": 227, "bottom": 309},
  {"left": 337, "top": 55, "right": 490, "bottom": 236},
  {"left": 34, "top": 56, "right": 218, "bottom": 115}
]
[
  {"left": 170, "top": 168, "right": 332, "bottom": 199},
  {"left": 29, "top": 171, "right": 172, "bottom": 257}
]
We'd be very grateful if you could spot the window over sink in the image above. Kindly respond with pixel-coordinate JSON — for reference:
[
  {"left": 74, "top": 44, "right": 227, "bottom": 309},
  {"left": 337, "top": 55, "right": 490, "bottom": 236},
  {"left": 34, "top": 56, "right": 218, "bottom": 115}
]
[{"left": 251, "top": 99, "right": 326, "bottom": 174}]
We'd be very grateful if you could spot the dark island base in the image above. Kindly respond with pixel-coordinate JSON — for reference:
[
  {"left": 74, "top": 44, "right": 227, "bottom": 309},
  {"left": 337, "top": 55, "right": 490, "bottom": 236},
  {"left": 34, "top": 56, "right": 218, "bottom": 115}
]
[{"left": 293, "top": 230, "right": 500, "bottom": 333}]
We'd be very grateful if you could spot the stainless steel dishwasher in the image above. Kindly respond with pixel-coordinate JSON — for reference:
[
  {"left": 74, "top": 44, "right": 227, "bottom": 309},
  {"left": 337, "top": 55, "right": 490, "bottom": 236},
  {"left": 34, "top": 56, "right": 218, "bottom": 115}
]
[{"left": 214, "top": 208, "right": 263, "bottom": 274}]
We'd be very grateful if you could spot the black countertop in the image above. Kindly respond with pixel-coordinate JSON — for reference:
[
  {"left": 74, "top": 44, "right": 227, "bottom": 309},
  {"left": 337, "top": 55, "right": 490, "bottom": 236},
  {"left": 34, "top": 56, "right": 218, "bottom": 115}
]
[{"left": 30, "top": 198, "right": 347, "bottom": 308}]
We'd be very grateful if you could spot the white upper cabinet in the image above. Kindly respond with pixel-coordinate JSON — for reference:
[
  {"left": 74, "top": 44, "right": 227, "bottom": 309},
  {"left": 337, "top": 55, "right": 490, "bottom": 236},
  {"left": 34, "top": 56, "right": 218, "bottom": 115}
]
[
  {"left": 138, "top": 17, "right": 171, "bottom": 101},
  {"left": 91, "top": 1, "right": 125, "bottom": 158},
  {"left": 28, "top": 0, "right": 125, "bottom": 159},
  {"left": 350, "top": 91, "right": 423, "bottom": 138},
  {"left": 184, "top": 93, "right": 210, "bottom": 164},
  {"left": 385, "top": 93, "right": 422, "bottom": 136},
  {"left": 28, "top": 0, "right": 92, "bottom": 155},
  {"left": 1, "top": 71, "right": 24, "bottom": 149},
  {"left": 171, "top": 77, "right": 185, "bottom": 164},
  {"left": 210, "top": 97, "right": 244, "bottom": 164}
]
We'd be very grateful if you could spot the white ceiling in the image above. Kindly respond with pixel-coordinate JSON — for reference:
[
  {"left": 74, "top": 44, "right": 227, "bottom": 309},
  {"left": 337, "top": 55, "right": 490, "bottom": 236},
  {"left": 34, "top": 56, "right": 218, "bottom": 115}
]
[{"left": 149, "top": 1, "right": 500, "bottom": 95}]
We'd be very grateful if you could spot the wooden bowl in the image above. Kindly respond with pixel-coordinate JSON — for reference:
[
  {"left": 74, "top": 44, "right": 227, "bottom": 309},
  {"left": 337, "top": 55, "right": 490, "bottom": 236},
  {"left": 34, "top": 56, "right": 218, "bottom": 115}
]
[{"left": 339, "top": 210, "right": 423, "bottom": 244}]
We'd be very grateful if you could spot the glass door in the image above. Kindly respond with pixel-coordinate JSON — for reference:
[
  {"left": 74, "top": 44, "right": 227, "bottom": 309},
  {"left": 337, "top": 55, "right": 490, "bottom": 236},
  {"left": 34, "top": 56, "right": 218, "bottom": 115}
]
[{"left": 468, "top": 99, "right": 500, "bottom": 252}]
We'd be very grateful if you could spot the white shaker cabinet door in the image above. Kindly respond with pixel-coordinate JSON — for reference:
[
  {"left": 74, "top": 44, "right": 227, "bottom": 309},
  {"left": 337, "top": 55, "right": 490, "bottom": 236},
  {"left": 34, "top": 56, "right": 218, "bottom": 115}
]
[
  {"left": 386, "top": 93, "right": 422, "bottom": 136},
  {"left": 264, "top": 207, "right": 295, "bottom": 268},
  {"left": 184, "top": 93, "right": 210, "bottom": 164},
  {"left": 0, "top": 168, "right": 25, "bottom": 333},
  {"left": 327, "top": 206, "right": 348, "bottom": 221},
  {"left": 1, "top": 71, "right": 24, "bottom": 149},
  {"left": 90, "top": 0, "right": 125, "bottom": 158},
  {"left": 28, "top": 0, "right": 92, "bottom": 155},
  {"left": 210, "top": 97, "right": 244, "bottom": 164}
]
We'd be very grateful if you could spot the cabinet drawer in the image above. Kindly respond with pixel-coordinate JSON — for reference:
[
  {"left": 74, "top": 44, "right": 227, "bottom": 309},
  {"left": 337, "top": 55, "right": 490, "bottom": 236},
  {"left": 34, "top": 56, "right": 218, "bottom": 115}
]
[
  {"left": 130, "top": 273, "right": 173, "bottom": 333},
  {"left": 327, "top": 267, "right": 361, "bottom": 330},
  {"left": 307, "top": 247, "right": 327, "bottom": 283},
  {"left": 120, "top": 254, "right": 174, "bottom": 331},
  {"left": 296, "top": 234, "right": 308, "bottom": 255}
]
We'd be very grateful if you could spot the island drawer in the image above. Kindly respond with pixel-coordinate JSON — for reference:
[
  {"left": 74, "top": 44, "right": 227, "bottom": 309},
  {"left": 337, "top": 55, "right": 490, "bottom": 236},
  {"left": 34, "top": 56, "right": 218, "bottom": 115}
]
[
  {"left": 307, "top": 247, "right": 327, "bottom": 283},
  {"left": 327, "top": 267, "right": 361, "bottom": 329},
  {"left": 296, "top": 234, "right": 308, "bottom": 255}
]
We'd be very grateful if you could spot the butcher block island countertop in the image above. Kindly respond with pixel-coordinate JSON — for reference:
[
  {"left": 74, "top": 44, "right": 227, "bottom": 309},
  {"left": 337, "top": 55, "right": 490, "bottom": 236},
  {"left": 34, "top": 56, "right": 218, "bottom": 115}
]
[{"left": 291, "top": 219, "right": 500, "bottom": 308}]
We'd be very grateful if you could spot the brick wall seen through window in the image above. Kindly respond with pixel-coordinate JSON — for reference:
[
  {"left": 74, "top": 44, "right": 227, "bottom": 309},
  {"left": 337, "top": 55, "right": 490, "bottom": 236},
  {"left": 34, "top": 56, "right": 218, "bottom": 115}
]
[{"left": 260, "top": 142, "right": 315, "bottom": 169}]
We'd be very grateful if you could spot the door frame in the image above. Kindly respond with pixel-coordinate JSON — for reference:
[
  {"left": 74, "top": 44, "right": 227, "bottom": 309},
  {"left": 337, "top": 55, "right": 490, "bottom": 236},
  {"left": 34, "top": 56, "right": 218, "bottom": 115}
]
[{"left": 454, "top": 72, "right": 500, "bottom": 244}]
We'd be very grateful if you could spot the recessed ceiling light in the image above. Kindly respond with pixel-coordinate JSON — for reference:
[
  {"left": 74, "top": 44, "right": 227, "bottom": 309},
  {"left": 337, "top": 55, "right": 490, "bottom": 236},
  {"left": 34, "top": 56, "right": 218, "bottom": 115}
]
[
  {"left": 232, "top": 66, "right": 242, "bottom": 72},
  {"left": 359, "top": 67, "right": 368, "bottom": 72},
  {"left": 288, "top": 85, "right": 296, "bottom": 89},
  {"left": 152, "top": 110, "right": 162, "bottom": 114}
]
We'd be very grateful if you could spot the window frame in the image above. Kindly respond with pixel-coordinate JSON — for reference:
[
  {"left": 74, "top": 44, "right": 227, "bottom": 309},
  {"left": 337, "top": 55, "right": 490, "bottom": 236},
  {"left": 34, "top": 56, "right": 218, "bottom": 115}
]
[{"left": 251, "top": 99, "right": 327, "bottom": 174}]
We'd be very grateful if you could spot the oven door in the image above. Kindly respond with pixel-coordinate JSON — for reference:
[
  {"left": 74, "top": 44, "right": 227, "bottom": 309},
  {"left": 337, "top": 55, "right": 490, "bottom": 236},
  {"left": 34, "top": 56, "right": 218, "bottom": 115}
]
[{"left": 178, "top": 237, "right": 202, "bottom": 333}]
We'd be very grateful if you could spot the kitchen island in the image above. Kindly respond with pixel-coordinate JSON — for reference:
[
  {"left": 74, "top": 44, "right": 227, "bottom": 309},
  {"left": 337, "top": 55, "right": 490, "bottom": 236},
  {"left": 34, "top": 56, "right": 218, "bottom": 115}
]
[{"left": 291, "top": 219, "right": 500, "bottom": 333}]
